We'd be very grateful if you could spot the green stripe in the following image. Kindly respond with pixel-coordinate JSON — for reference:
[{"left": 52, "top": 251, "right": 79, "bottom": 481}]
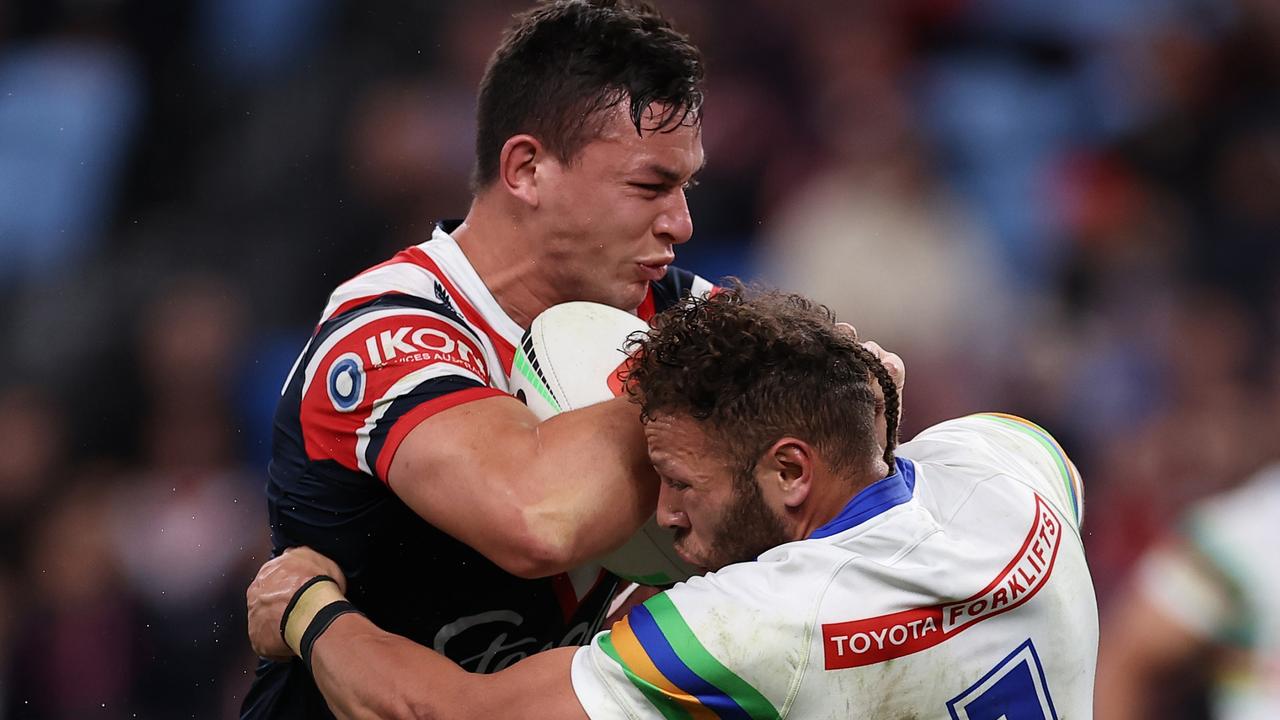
[
  {"left": 600, "top": 633, "right": 693, "bottom": 720},
  {"left": 1183, "top": 517, "right": 1257, "bottom": 648},
  {"left": 513, "top": 348, "right": 561, "bottom": 413},
  {"left": 977, "top": 414, "right": 1079, "bottom": 523},
  {"left": 643, "top": 593, "right": 781, "bottom": 720},
  {"left": 626, "top": 571, "right": 680, "bottom": 586}
]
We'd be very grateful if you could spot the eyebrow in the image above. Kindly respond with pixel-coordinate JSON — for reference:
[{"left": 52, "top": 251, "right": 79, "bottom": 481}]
[{"left": 644, "top": 159, "right": 706, "bottom": 184}]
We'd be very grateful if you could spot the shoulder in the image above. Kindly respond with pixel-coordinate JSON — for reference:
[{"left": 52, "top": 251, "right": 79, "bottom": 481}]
[
  {"left": 572, "top": 558, "right": 826, "bottom": 719},
  {"left": 901, "top": 413, "right": 1084, "bottom": 533},
  {"left": 286, "top": 295, "right": 503, "bottom": 480},
  {"left": 1175, "top": 464, "right": 1280, "bottom": 595}
]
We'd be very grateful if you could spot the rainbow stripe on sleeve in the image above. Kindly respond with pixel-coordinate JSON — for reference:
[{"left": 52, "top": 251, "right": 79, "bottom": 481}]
[
  {"left": 598, "top": 593, "right": 781, "bottom": 720},
  {"left": 974, "top": 413, "right": 1084, "bottom": 527}
]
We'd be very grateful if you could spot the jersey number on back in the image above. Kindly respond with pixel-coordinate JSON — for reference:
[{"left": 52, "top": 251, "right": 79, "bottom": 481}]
[{"left": 946, "top": 639, "right": 1058, "bottom": 720}]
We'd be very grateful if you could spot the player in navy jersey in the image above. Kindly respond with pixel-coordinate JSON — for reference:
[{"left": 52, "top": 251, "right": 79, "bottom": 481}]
[{"left": 239, "top": 2, "right": 710, "bottom": 718}]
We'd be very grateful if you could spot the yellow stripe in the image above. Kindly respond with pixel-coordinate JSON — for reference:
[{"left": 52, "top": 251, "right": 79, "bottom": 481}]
[
  {"left": 982, "top": 412, "right": 1084, "bottom": 521},
  {"left": 612, "top": 616, "right": 719, "bottom": 720}
]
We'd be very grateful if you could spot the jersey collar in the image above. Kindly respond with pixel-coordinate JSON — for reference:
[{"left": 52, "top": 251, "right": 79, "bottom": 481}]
[{"left": 809, "top": 457, "right": 917, "bottom": 539}]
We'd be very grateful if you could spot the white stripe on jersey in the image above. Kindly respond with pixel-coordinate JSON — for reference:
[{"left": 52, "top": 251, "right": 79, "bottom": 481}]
[
  {"left": 300, "top": 307, "right": 489, "bottom": 398},
  {"left": 415, "top": 230, "right": 525, "bottom": 347},
  {"left": 281, "top": 338, "right": 312, "bottom": 396},
  {"left": 690, "top": 274, "right": 716, "bottom": 299},
  {"left": 354, "top": 362, "right": 486, "bottom": 475},
  {"left": 319, "top": 262, "right": 444, "bottom": 325}
]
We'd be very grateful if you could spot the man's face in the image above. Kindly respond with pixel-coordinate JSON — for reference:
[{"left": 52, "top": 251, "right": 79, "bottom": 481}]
[
  {"left": 534, "top": 103, "right": 704, "bottom": 312},
  {"left": 646, "top": 414, "right": 791, "bottom": 573}
]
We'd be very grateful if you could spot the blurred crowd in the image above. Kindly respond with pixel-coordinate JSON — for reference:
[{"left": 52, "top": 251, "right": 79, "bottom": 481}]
[{"left": 0, "top": 0, "right": 1276, "bottom": 717}]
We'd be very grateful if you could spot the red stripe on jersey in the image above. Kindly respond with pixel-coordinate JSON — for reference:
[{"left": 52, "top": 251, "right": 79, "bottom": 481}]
[
  {"left": 321, "top": 248, "right": 429, "bottom": 326},
  {"left": 550, "top": 573, "right": 580, "bottom": 623},
  {"left": 636, "top": 286, "right": 657, "bottom": 323},
  {"left": 375, "top": 386, "right": 507, "bottom": 483},
  {"left": 301, "top": 313, "right": 490, "bottom": 473},
  {"left": 549, "top": 568, "right": 615, "bottom": 622},
  {"left": 404, "top": 248, "right": 518, "bottom": 374}
]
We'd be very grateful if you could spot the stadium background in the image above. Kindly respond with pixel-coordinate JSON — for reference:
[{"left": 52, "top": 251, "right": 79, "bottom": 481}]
[{"left": 0, "top": 0, "right": 1276, "bottom": 716}]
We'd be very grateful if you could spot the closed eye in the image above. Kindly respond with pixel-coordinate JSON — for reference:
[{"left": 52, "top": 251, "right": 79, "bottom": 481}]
[{"left": 662, "top": 475, "right": 691, "bottom": 491}]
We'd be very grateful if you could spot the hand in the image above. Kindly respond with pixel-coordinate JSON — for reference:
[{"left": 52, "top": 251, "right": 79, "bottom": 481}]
[
  {"left": 835, "top": 323, "right": 905, "bottom": 448},
  {"left": 835, "top": 323, "right": 905, "bottom": 394},
  {"left": 247, "top": 547, "right": 347, "bottom": 660}
]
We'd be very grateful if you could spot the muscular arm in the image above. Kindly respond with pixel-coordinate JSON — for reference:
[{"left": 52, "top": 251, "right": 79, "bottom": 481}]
[
  {"left": 310, "top": 614, "right": 587, "bottom": 720},
  {"left": 388, "top": 394, "right": 658, "bottom": 578},
  {"left": 1094, "top": 588, "right": 1212, "bottom": 720}
]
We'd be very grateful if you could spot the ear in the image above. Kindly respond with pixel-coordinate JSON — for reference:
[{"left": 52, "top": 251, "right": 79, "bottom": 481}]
[
  {"left": 759, "top": 437, "right": 815, "bottom": 510},
  {"left": 497, "top": 134, "right": 543, "bottom": 208}
]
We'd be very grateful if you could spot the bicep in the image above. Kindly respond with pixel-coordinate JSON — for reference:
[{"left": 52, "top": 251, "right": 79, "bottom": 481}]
[
  {"left": 1094, "top": 587, "right": 1212, "bottom": 720},
  {"left": 387, "top": 393, "right": 657, "bottom": 577},
  {"left": 386, "top": 393, "right": 548, "bottom": 560}
]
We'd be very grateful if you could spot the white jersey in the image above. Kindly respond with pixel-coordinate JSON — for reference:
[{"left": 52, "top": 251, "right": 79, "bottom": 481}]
[
  {"left": 570, "top": 413, "right": 1097, "bottom": 719},
  {"left": 1136, "top": 465, "right": 1280, "bottom": 720}
]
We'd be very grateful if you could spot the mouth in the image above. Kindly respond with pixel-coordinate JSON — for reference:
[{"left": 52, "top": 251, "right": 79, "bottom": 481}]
[
  {"left": 637, "top": 257, "right": 674, "bottom": 282},
  {"left": 672, "top": 536, "right": 702, "bottom": 570}
]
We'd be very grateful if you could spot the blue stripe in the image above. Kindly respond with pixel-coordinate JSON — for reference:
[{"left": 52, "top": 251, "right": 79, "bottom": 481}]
[
  {"left": 810, "top": 457, "right": 916, "bottom": 539},
  {"left": 628, "top": 605, "right": 752, "bottom": 720}
]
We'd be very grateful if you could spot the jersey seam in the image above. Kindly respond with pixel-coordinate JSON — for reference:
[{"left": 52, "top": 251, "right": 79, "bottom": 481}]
[{"left": 783, "top": 554, "right": 860, "bottom": 718}]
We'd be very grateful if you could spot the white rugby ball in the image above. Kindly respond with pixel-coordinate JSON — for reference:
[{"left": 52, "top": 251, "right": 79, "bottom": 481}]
[{"left": 509, "top": 301, "right": 698, "bottom": 586}]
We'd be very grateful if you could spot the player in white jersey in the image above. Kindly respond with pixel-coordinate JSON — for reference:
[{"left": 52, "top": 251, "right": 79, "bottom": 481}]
[
  {"left": 245, "top": 286, "right": 1097, "bottom": 719},
  {"left": 1096, "top": 464, "right": 1280, "bottom": 720}
]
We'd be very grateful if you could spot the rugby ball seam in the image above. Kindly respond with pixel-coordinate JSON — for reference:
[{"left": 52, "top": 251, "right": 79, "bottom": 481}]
[{"left": 535, "top": 320, "right": 570, "bottom": 411}]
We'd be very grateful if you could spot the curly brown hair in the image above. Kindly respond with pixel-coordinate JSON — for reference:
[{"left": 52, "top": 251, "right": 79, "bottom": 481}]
[{"left": 624, "top": 284, "right": 901, "bottom": 482}]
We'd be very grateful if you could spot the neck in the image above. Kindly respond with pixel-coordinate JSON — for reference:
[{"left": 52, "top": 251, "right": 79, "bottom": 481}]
[
  {"left": 797, "top": 460, "right": 892, "bottom": 540},
  {"left": 450, "top": 195, "right": 561, "bottom": 329}
]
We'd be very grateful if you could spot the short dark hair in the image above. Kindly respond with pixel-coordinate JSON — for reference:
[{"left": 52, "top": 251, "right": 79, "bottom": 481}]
[
  {"left": 472, "top": 0, "right": 704, "bottom": 190},
  {"left": 625, "top": 284, "right": 901, "bottom": 481}
]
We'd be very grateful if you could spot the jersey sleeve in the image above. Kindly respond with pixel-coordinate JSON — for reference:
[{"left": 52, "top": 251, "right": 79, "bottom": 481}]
[
  {"left": 295, "top": 302, "right": 505, "bottom": 482},
  {"left": 906, "top": 413, "right": 1085, "bottom": 533},
  {"left": 640, "top": 267, "right": 718, "bottom": 321},
  {"left": 570, "top": 568, "right": 800, "bottom": 720},
  {"left": 1136, "top": 469, "right": 1280, "bottom": 645}
]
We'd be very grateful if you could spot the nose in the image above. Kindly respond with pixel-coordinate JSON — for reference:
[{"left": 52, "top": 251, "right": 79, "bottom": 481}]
[
  {"left": 656, "top": 483, "right": 689, "bottom": 531},
  {"left": 653, "top": 188, "right": 693, "bottom": 246}
]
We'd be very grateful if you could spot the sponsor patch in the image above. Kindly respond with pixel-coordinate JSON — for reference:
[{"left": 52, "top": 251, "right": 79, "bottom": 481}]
[
  {"left": 822, "top": 495, "right": 1062, "bottom": 670},
  {"left": 327, "top": 352, "right": 366, "bottom": 412},
  {"left": 360, "top": 321, "right": 486, "bottom": 379}
]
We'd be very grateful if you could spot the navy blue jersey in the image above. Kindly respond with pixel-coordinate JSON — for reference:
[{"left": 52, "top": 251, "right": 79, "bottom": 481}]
[{"left": 241, "top": 225, "right": 714, "bottom": 718}]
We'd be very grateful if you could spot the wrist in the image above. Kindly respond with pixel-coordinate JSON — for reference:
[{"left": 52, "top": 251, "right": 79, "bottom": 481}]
[{"left": 281, "top": 576, "right": 362, "bottom": 668}]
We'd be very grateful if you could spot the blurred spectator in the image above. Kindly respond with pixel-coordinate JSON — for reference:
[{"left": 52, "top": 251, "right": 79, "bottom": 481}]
[
  {"left": 5, "top": 476, "right": 138, "bottom": 719},
  {"left": 0, "top": 25, "right": 142, "bottom": 284},
  {"left": 1096, "top": 463, "right": 1280, "bottom": 720},
  {"left": 0, "top": 0, "right": 1276, "bottom": 716}
]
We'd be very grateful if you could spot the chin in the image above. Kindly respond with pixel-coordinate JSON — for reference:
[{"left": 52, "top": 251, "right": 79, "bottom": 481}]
[{"left": 607, "top": 284, "right": 650, "bottom": 313}]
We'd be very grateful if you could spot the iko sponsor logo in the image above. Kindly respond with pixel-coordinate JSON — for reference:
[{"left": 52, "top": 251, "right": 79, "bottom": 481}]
[
  {"left": 327, "top": 352, "right": 366, "bottom": 412},
  {"left": 433, "top": 610, "right": 593, "bottom": 674},
  {"left": 362, "top": 323, "right": 485, "bottom": 377}
]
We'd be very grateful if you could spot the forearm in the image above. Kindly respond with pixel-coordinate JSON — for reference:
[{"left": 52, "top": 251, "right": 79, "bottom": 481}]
[
  {"left": 311, "top": 615, "right": 585, "bottom": 720},
  {"left": 312, "top": 614, "right": 475, "bottom": 720}
]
